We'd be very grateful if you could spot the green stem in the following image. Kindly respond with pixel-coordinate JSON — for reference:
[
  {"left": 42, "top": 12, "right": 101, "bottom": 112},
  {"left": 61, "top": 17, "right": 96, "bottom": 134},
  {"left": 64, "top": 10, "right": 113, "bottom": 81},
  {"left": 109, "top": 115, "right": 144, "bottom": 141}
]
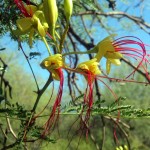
[
  {"left": 55, "top": 30, "right": 60, "bottom": 40},
  {"left": 42, "top": 37, "right": 52, "bottom": 56},
  {"left": 21, "top": 75, "right": 53, "bottom": 142},
  {"left": 59, "top": 23, "right": 70, "bottom": 53},
  {"left": 32, "top": 75, "right": 53, "bottom": 112}
]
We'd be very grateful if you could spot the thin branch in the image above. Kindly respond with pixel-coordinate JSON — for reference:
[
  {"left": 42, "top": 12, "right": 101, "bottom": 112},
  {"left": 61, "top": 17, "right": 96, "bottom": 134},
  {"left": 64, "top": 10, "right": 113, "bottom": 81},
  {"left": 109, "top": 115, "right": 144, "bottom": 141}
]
[
  {"left": 77, "top": 11, "right": 150, "bottom": 30},
  {"left": 32, "top": 74, "right": 53, "bottom": 112},
  {"left": 109, "top": 117, "right": 131, "bottom": 150},
  {"left": 68, "top": 22, "right": 150, "bottom": 83},
  {"left": 100, "top": 116, "right": 105, "bottom": 150},
  {"left": 18, "top": 40, "right": 39, "bottom": 91},
  {"left": 0, "top": 141, "right": 18, "bottom": 150},
  {"left": 81, "top": 16, "right": 94, "bottom": 43},
  {"left": 69, "top": 25, "right": 94, "bottom": 49},
  {"left": 0, "top": 124, "right": 8, "bottom": 140}
]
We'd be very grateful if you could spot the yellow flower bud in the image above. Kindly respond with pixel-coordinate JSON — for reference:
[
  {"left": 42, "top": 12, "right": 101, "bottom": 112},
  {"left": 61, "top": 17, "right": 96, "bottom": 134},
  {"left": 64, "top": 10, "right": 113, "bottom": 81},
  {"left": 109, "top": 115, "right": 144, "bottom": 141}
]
[
  {"left": 64, "top": 0, "right": 73, "bottom": 22},
  {"left": 43, "top": 0, "right": 58, "bottom": 39}
]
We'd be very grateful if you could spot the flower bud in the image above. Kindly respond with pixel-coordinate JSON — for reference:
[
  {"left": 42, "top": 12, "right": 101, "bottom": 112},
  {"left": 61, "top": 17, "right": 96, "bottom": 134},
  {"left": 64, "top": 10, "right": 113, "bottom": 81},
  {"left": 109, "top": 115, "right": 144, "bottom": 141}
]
[
  {"left": 64, "top": 0, "right": 73, "bottom": 22},
  {"left": 43, "top": 0, "right": 58, "bottom": 39}
]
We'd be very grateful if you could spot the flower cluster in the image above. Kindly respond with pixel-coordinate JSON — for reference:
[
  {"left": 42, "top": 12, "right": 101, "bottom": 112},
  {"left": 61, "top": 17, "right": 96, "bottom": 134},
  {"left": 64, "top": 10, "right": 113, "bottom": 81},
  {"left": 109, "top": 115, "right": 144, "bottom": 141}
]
[
  {"left": 14, "top": 0, "right": 150, "bottom": 138},
  {"left": 14, "top": 0, "right": 48, "bottom": 47}
]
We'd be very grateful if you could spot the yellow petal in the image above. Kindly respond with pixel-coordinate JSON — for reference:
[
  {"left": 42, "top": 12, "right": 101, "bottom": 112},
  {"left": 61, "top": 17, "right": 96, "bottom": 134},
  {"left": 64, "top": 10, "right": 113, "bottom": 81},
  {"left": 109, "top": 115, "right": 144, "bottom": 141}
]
[
  {"left": 41, "top": 54, "right": 64, "bottom": 81},
  {"left": 77, "top": 63, "right": 88, "bottom": 71},
  {"left": 24, "top": 5, "right": 37, "bottom": 15},
  {"left": 43, "top": 60, "right": 51, "bottom": 67},
  {"left": 37, "top": 19, "right": 46, "bottom": 36},
  {"left": 29, "top": 29, "right": 35, "bottom": 48},
  {"left": 95, "top": 35, "right": 116, "bottom": 62},
  {"left": 106, "top": 60, "right": 111, "bottom": 74},
  {"left": 43, "top": 22, "right": 49, "bottom": 30},
  {"left": 41, "top": 54, "right": 64, "bottom": 70},
  {"left": 32, "top": 11, "right": 48, "bottom": 37},
  {"left": 105, "top": 52, "right": 123, "bottom": 59},
  {"left": 95, "top": 46, "right": 107, "bottom": 62},
  {"left": 77, "top": 58, "right": 101, "bottom": 75},
  {"left": 17, "top": 18, "right": 33, "bottom": 32},
  {"left": 13, "top": 29, "right": 28, "bottom": 35},
  {"left": 52, "top": 70, "right": 60, "bottom": 80},
  {"left": 108, "top": 58, "right": 121, "bottom": 66},
  {"left": 38, "top": 11, "right": 49, "bottom": 30}
]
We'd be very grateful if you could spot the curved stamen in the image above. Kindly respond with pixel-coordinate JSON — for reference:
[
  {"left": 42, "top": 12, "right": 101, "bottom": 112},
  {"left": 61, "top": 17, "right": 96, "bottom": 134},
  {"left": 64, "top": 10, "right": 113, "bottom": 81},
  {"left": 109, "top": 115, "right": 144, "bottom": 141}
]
[
  {"left": 41, "top": 68, "right": 64, "bottom": 137},
  {"left": 111, "top": 37, "right": 148, "bottom": 79},
  {"left": 14, "top": 0, "right": 32, "bottom": 17}
]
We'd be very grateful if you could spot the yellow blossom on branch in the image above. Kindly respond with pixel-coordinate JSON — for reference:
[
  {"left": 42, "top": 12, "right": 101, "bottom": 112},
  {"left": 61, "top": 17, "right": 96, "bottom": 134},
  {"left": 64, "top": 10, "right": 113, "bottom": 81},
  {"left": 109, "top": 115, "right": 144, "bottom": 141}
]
[
  {"left": 40, "top": 54, "right": 64, "bottom": 80},
  {"left": 40, "top": 54, "right": 64, "bottom": 137},
  {"left": 94, "top": 35, "right": 147, "bottom": 77},
  {"left": 95, "top": 36, "right": 123, "bottom": 74},
  {"left": 76, "top": 58, "right": 101, "bottom": 82},
  {"left": 75, "top": 58, "right": 101, "bottom": 136}
]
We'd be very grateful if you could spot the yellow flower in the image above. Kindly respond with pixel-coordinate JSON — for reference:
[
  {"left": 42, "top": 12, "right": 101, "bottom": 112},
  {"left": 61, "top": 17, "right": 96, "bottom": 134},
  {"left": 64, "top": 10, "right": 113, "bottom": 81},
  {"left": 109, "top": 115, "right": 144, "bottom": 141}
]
[
  {"left": 76, "top": 58, "right": 101, "bottom": 81},
  {"left": 76, "top": 59, "right": 101, "bottom": 133},
  {"left": 40, "top": 54, "right": 64, "bottom": 80},
  {"left": 95, "top": 35, "right": 123, "bottom": 74},
  {"left": 14, "top": 5, "right": 48, "bottom": 47}
]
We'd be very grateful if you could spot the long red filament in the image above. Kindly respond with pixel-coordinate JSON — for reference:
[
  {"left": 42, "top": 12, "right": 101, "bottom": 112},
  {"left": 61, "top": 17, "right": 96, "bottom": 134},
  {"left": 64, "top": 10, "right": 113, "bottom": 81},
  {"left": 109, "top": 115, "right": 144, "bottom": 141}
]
[
  {"left": 96, "top": 76, "right": 120, "bottom": 143},
  {"left": 14, "top": 0, "right": 32, "bottom": 17},
  {"left": 41, "top": 68, "right": 64, "bottom": 137},
  {"left": 111, "top": 36, "right": 149, "bottom": 79},
  {"left": 80, "top": 71, "right": 95, "bottom": 138}
]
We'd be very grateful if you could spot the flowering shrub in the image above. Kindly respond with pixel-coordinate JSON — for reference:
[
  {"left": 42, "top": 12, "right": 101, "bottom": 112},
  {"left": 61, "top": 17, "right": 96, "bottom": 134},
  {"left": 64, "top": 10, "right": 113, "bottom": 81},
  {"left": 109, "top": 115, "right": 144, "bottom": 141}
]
[{"left": 0, "top": 0, "right": 150, "bottom": 149}]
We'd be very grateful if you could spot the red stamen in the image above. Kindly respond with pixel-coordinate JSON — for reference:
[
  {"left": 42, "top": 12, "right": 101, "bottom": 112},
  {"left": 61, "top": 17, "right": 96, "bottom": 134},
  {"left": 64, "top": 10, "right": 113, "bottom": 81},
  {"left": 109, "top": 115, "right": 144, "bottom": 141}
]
[
  {"left": 97, "top": 75, "right": 150, "bottom": 85},
  {"left": 80, "top": 71, "right": 95, "bottom": 138},
  {"left": 96, "top": 77, "right": 118, "bottom": 100},
  {"left": 112, "top": 36, "right": 149, "bottom": 79},
  {"left": 14, "top": 0, "right": 32, "bottom": 17},
  {"left": 96, "top": 76, "right": 120, "bottom": 143},
  {"left": 41, "top": 68, "right": 64, "bottom": 137},
  {"left": 46, "top": 32, "right": 53, "bottom": 39}
]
